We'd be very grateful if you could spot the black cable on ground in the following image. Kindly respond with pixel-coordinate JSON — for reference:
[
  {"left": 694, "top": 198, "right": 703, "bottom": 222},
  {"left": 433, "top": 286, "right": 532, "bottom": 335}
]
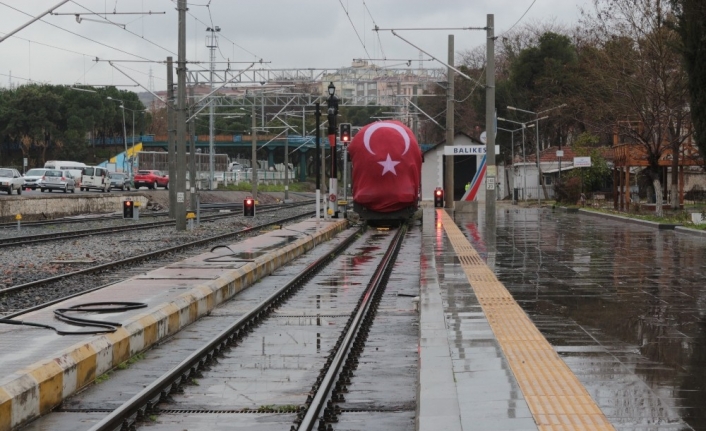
[{"left": 0, "top": 302, "right": 147, "bottom": 335}]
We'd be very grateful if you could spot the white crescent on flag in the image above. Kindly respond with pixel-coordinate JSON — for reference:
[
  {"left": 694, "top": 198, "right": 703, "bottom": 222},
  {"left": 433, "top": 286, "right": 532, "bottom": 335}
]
[{"left": 363, "top": 122, "right": 411, "bottom": 156}]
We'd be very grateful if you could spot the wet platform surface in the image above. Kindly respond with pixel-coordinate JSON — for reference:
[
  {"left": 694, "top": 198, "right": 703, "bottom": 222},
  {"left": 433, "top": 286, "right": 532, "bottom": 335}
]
[{"left": 459, "top": 206, "right": 706, "bottom": 431}]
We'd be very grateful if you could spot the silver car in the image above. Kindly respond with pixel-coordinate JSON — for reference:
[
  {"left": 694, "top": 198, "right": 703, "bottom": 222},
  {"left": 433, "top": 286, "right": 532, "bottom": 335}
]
[
  {"left": 109, "top": 172, "right": 132, "bottom": 191},
  {"left": 22, "top": 168, "right": 49, "bottom": 190},
  {"left": 40, "top": 169, "right": 76, "bottom": 193},
  {"left": 0, "top": 168, "right": 23, "bottom": 195}
]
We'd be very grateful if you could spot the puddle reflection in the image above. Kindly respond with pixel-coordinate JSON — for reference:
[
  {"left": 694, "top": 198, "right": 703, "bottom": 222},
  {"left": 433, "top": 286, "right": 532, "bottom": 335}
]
[{"left": 462, "top": 208, "right": 706, "bottom": 430}]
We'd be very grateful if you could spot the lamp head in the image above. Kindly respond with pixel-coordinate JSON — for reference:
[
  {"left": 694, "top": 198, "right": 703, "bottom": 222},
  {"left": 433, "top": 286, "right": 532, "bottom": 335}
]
[{"left": 328, "top": 82, "right": 335, "bottom": 96}]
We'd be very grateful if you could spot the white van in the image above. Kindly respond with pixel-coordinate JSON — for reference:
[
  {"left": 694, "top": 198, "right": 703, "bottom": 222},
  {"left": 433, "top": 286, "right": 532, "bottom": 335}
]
[
  {"left": 44, "top": 161, "right": 87, "bottom": 187},
  {"left": 80, "top": 166, "right": 111, "bottom": 192}
]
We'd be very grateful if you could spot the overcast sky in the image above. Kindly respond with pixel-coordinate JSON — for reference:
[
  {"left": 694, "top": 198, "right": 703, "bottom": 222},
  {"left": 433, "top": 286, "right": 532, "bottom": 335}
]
[{"left": 0, "top": 0, "right": 590, "bottom": 92}]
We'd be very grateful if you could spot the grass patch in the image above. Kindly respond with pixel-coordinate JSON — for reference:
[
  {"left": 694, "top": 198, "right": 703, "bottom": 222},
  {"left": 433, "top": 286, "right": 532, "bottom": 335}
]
[
  {"left": 581, "top": 206, "right": 696, "bottom": 225},
  {"left": 256, "top": 405, "right": 300, "bottom": 413},
  {"left": 95, "top": 372, "right": 112, "bottom": 384},
  {"left": 116, "top": 352, "right": 146, "bottom": 370}
]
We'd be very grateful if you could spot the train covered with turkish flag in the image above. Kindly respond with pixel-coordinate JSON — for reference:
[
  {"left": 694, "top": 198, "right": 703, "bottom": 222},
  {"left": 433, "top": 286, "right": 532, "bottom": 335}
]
[{"left": 348, "top": 120, "right": 422, "bottom": 222}]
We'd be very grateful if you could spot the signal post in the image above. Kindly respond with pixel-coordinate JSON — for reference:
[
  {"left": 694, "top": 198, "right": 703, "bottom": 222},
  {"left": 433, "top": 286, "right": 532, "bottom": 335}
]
[
  {"left": 326, "top": 82, "right": 339, "bottom": 218},
  {"left": 340, "top": 123, "right": 351, "bottom": 215}
]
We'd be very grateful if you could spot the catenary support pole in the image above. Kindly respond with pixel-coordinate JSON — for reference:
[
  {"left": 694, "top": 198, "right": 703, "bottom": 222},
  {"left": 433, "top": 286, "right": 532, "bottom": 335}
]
[
  {"left": 188, "top": 85, "right": 197, "bottom": 211},
  {"left": 485, "top": 14, "right": 496, "bottom": 219},
  {"left": 167, "top": 57, "right": 176, "bottom": 218},
  {"left": 175, "top": 0, "right": 187, "bottom": 231},
  {"left": 251, "top": 100, "right": 258, "bottom": 200},
  {"left": 444, "top": 35, "right": 455, "bottom": 210},
  {"left": 315, "top": 102, "right": 321, "bottom": 218}
]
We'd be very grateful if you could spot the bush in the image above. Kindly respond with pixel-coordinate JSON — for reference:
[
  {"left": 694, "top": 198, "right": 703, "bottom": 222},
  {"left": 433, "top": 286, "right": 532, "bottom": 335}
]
[{"left": 554, "top": 177, "right": 582, "bottom": 204}]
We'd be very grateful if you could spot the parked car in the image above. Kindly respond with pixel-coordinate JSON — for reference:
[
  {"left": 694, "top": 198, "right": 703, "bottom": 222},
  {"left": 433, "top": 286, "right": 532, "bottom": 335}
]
[
  {"left": 0, "top": 168, "right": 23, "bottom": 195},
  {"left": 40, "top": 169, "right": 76, "bottom": 193},
  {"left": 133, "top": 170, "right": 169, "bottom": 190},
  {"left": 80, "top": 166, "right": 111, "bottom": 192},
  {"left": 22, "top": 168, "right": 49, "bottom": 190},
  {"left": 109, "top": 172, "right": 132, "bottom": 191}
]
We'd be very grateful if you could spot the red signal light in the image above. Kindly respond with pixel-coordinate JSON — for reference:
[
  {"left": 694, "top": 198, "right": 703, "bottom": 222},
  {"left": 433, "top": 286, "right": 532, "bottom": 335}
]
[
  {"left": 243, "top": 197, "right": 255, "bottom": 217},
  {"left": 126, "top": 201, "right": 132, "bottom": 206},
  {"left": 434, "top": 188, "right": 444, "bottom": 208}
]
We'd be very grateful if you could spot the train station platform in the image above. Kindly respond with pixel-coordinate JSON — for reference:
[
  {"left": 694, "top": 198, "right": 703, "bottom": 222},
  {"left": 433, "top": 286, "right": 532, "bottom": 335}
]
[
  {"left": 2, "top": 204, "right": 654, "bottom": 431},
  {"left": 0, "top": 217, "right": 348, "bottom": 431},
  {"left": 418, "top": 206, "right": 615, "bottom": 431}
]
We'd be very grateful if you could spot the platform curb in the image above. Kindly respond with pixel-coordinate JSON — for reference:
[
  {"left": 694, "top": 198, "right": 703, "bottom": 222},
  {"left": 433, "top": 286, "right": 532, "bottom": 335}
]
[{"left": 0, "top": 219, "right": 347, "bottom": 431}]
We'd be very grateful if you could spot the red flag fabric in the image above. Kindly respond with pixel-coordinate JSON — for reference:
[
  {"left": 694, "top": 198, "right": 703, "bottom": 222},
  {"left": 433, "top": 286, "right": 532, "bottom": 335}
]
[{"left": 348, "top": 120, "right": 422, "bottom": 213}]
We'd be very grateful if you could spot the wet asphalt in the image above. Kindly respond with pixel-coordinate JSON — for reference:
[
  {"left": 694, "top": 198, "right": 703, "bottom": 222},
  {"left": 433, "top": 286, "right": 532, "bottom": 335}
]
[{"left": 462, "top": 206, "right": 706, "bottom": 431}]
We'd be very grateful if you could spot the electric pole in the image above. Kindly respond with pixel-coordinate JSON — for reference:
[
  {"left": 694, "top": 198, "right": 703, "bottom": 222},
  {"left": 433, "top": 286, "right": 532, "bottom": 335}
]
[
  {"left": 444, "top": 35, "right": 455, "bottom": 210},
  {"left": 175, "top": 0, "right": 187, "bottom": 231},
  {"left": 188, "top": 85, "right": 197, "bottom": 211},
  {"left": 485, "top": 14, "right": 496, "bottom": 224},
  {"left": 207, "top": 26, "right": 220, "bottom": 190},
  {"left": 167, "top": 57, "right": 176, "bottom": 218}
]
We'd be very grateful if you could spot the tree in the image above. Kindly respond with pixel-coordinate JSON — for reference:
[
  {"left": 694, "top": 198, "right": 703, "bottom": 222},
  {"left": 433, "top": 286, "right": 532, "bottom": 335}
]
[
  {"left": 0, "top": 85, "right": 62, "bottom": 166},
  {"left": 671, "top": 0, "right": 706, "bottom": 162},
  {"left": 581, "top": 0, "right": 691, "bottom": 215}
]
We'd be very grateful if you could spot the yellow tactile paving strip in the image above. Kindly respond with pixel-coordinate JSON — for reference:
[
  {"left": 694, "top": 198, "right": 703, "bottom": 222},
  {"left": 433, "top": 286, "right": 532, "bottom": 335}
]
[{"left": 439, "top": 210, "right": 616, "bottom": 431}]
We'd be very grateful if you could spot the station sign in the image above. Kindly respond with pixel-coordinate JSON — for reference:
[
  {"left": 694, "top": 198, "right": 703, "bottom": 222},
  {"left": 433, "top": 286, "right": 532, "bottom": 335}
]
[
  {"left": 573, "top": 156, "right": 592, "bottom": 167},
  {"left": 443, "top": 145, "right": 500, "bottom": 155}
]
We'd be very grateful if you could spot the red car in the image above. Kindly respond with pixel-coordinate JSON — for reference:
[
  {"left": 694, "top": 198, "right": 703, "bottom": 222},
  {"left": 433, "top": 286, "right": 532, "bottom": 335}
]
[{"left": 133, "top": 170, "right": 169, "bottom": 190}]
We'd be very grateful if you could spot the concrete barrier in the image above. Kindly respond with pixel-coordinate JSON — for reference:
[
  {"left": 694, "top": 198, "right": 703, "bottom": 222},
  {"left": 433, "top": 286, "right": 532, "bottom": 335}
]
[{"left": 0, "top": 194, "right": 150, "bottom": 222}]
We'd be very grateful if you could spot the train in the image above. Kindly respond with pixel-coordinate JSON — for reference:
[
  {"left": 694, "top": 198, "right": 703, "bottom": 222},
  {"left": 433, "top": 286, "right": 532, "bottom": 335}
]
[{"left": 348, "top": 120, "right": 422, "bottom": 224}]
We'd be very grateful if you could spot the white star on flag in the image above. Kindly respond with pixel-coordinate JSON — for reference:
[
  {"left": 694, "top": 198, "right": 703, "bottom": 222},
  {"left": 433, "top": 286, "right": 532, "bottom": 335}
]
[{"left": 378, "top": 153, "right": 400, "bottom": 176}]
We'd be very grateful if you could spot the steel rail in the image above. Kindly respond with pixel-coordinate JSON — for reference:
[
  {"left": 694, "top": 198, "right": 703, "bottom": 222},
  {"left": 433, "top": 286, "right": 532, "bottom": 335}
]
[
  {"left": 0, "top": 210, "right": 315, "bottom": 296},
  {"left": 298, "top": 224, "right": 407, "bottom": 431},
  {"left": 0, "top": 201, "right": 314, "bottom": 248},
  {"left": 86, "top": 225, "right": 363, "bottom": 431}
]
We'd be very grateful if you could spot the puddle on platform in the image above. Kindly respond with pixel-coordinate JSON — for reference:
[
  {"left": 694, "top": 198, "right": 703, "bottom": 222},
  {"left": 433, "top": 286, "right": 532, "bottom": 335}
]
[{"left": 453, "top": 207, "right": 706, "bottom": 430}]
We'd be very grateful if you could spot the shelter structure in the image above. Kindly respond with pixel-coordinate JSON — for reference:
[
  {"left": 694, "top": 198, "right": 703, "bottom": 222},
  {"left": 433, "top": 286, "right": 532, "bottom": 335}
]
[{"left": 612, "top": 122, "right": 703, "bottom": 210}]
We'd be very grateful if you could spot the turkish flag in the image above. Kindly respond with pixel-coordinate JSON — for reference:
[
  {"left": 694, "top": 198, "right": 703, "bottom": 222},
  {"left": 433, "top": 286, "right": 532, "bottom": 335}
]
[{"left": 348, "top": 120, "right": 422, "bottom": 213}]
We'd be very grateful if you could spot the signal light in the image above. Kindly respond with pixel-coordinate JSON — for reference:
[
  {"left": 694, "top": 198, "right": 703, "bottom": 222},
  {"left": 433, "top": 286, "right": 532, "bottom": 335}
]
[
  {"left": 340, "top": 123, "right": 351, "bottom": 143},
  {"left": 243, "top": 197, "right": 255, "bottom": 217},
  {"left": 434, "top": 188, "right": 444, "bottom": 208},
  {"left": 123, "top": 200, "right": 134, "bottom": 219}
]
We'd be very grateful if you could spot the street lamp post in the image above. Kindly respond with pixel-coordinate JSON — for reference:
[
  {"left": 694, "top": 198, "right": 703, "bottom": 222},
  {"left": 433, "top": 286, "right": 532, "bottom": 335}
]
[
  {"left": 507, "top": 104, "right": 566, "bottom": 207},
  {"left": 120, "top": 106, "right": 148, "bottom": 180},
  {"left": 498, "top": 118, "right": 535, "bottom": 202},
  {"left": 107, "top": 97, "right": 129, "bottom": 175},
  {"left": 498, "top": 126, "right": 522, "bottom": 204},
  {"left": 326, "top": 82, "right": 339, "bottom": 218}
]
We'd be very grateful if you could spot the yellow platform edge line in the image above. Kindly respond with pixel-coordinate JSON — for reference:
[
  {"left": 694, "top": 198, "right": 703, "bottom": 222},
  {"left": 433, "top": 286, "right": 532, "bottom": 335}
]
[
  {"left": 0, "top": 219, "right": 349, "bottom": 431},
  {"left": 438, "top": 209, "right": 616, "bottom": 431}
]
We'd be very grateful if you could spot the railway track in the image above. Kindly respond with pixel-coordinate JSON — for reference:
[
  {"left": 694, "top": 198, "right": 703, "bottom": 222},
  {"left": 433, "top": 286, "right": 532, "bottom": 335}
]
[
  {"left": 82, "top": 225, "right": 409, "bottom": 431},
  {"left": 15, "top": 223, "right": 421, "bottom": 431},
  {"left": 0, "top": 200, "right": 313, "bottom": 248},
  {"left": 0, "top": 206, "right": 316, "bottom": 315}
]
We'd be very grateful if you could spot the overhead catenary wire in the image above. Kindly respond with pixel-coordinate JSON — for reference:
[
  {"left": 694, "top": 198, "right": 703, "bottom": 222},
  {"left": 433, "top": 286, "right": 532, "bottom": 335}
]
[
  {"left": 70, "top": 1, "right": 178, "bottom": 57},
  {"left": 362, "top": 0, "right": 385, "bottom": 60},
  {"left": 0, "top": 2, "right": 156, "bottom": 62},
  {"left": 337, "top": 0, "right": 372, "bottom": 62},
  {"left": 501, "top": 0, "right": 537, "bottom": 36},
  {"left": 167, "top": 0, "right": 263, "bottom": 62}
]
